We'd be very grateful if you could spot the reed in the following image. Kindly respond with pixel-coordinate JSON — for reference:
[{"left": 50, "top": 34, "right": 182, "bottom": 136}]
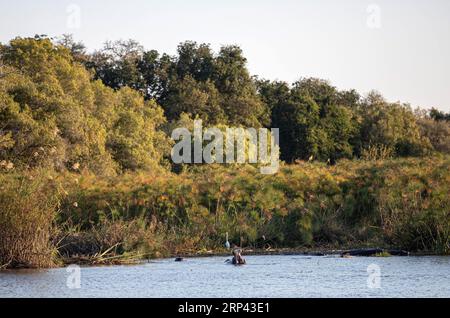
[
  {"left": 1, "top": 156, "right": 448, "bottom": 269},
  {"left": 57, "top": 156, "right": 450, "bottom": 260},
  {"left": 0, "top": 170, "right": 60, "bottom": 268}
]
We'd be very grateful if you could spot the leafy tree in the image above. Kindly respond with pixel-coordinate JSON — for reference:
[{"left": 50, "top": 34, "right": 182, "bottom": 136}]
[
  {"left": 175, "top": 41, "right": 215, "bottom": 82},
  {"left": 358, "top": 92, "right": 431, "bottom": 157},
  {"left": 0, "top": 37, "right": 169, "bottom": 174},
  {"left": 430, "top": 108, "right": 450, "bottom": 122},
  {"left": 260, "top": 78, "right": 357, "bottom": 162},
  {"left": 417, "top": 117, "right": 450, "bottom": 154},
  {"left": 256, "top": 79, "right": 291, "bottom": 112},
  {"left": 107, "top": 87, "right": 169, "bottom": 171},
  {"left": 159, "top": 75, "right": 225, "bottom": 124},
  {"left": 213, "top": 45, "right": 269, "bottom": 127},
  {"left": 56, "top": 34, "right": 88, "bottom": 64},
  {"left": 87, "top": 39, "right": 145, "bottom": 93},
  {"left": 2, "top": 36, "right": 444, "bottom": 171},
  {"left": 271, "top": 93, "right": 320, "bottom": 162},
  {"left": 86, "top": 40, "right": 269, "bottom": 127},
  {"left": 293, "top": 78, "right": 338, "bottom": 112}
]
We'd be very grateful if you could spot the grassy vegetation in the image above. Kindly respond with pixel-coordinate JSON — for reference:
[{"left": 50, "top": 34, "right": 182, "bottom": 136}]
[
  {"left": 1, "top": 156, "right": 448, "bottom": 268},
  {"left": 0, "top": 169, "right": 60, "bottom": 268}
]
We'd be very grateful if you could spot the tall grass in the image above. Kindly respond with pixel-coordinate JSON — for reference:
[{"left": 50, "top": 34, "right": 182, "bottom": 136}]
[
  {"left": 0, "top": 170, "right": 60, "bottom": 268},
  {"left": 1, "top": 156, "right": 448, "bottom": 269},
  {"left": 58, "top": 156, "right": 450, "bottom": 257}
]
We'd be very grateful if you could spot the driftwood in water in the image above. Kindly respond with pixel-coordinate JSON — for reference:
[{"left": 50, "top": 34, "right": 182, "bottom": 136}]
[{"left": 341, "top": 248, "right": 409, "bottom": 257}]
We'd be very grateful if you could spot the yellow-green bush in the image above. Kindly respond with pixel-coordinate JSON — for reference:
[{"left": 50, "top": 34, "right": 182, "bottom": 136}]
[
  {"left": 1, "top": 156, "right": 448, "bottom": 269},
  {"left": 0, "top": 37, "right": 170, "bottom": 175},
  {"left": 0, "top": 170, "right": 60, "bottom": 268},
  {"left": 59, "top": 156, "right": 450, "bottom": 256}
]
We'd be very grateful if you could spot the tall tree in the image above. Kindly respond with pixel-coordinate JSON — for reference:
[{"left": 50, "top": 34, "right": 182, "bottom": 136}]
[{"left": 0, "top": 37, "right": 169, "bottom": 174}]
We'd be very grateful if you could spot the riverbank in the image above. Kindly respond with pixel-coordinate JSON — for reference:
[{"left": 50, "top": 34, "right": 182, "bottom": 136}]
[
  {"left": 50, "top": 247, "right": 440, "bottom": 267},
  {"left": 59, "top": 245, "right": 431, "bottom": 268},
  {"left": 1, "top": 246, "right": 441, "bottom": 270},
  {"left": 1, "top": 156, "right": 449, "bottom": 269}
]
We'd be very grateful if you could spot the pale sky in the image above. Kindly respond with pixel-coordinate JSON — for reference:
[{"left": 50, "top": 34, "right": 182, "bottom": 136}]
[{"left": 1, "top": 0, "right": 449, "bottom": 111}]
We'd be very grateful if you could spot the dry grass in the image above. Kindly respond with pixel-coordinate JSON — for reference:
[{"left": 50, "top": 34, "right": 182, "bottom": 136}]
[{"left": 0, "top": 170, "right": 60, "bottom": 268}]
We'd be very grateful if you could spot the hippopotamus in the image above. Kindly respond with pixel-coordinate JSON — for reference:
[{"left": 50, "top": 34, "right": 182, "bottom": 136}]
[{"left": 231, "top": 248, "right": 246, "bottom": 265}]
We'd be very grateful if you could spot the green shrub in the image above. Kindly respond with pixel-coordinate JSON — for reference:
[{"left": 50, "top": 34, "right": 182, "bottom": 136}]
[{"left": 0, "top": 170, "right": 60, "bottom": 268}]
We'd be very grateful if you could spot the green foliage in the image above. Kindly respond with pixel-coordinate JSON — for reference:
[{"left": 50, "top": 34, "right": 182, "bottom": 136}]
[
  {"left": 417, "top": 117, "right": 450, "bottom": 154},
  {"left": 358, "top": 92, "right": 431, "bottom": 157},
  {"left": 57, "top": 157, "right": 450, "bottom": 256},
  {"left": 429, "top": 108, "right": 450, "bottom": 122},
  {"left": 0, "top": 37, "right": 170, "bottom": 175},
  {"left": 0, "top": 169, "right": 60, "bottom": 268},
  {"left": 1, "top": 156, "right": 449, "bottom": 269},
  {"left": 87, "top": 40, "right": 269, "bottom": 127},
  {"left": 160, "top": 75, "right": 225, "bottom": 124},
  {"left": 107, "top": 87, "right": 169, "bottom": 171},
  {"left": 375, "top": 157, "right": 450, "bottom": 254},
  {"left": 258, "top": 80, "right": 444, "bottom": 162},
  {"left": 268, "top": 78, "right": 357, "bottom": 162},
  {"left": 55, "top": 36, "right": 449, "bottom": 163}
]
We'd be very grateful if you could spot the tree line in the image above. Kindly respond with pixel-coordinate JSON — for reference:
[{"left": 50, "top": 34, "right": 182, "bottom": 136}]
[{"left": 1, "top": 35, "right": 449, "bottom": 175}]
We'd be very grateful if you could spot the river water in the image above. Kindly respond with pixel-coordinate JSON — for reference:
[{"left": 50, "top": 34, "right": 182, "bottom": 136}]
[{"left": 1, "top": 255, "right": 449, "bottom": 298}]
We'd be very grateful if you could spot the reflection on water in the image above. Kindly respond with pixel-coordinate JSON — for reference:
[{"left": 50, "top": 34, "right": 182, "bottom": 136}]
[{"left": 1, "top": 255, "right": 449, "bottom": 298}]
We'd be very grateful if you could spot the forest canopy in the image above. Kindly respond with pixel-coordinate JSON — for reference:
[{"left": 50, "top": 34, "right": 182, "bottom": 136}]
[{"left": 0, "top": 35, "right": 449, "bottom": 175}]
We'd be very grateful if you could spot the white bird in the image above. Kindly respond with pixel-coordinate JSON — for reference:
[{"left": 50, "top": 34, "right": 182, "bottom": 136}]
[{"left": 225, "top": 232, "right": 230, "bottom": 249}]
